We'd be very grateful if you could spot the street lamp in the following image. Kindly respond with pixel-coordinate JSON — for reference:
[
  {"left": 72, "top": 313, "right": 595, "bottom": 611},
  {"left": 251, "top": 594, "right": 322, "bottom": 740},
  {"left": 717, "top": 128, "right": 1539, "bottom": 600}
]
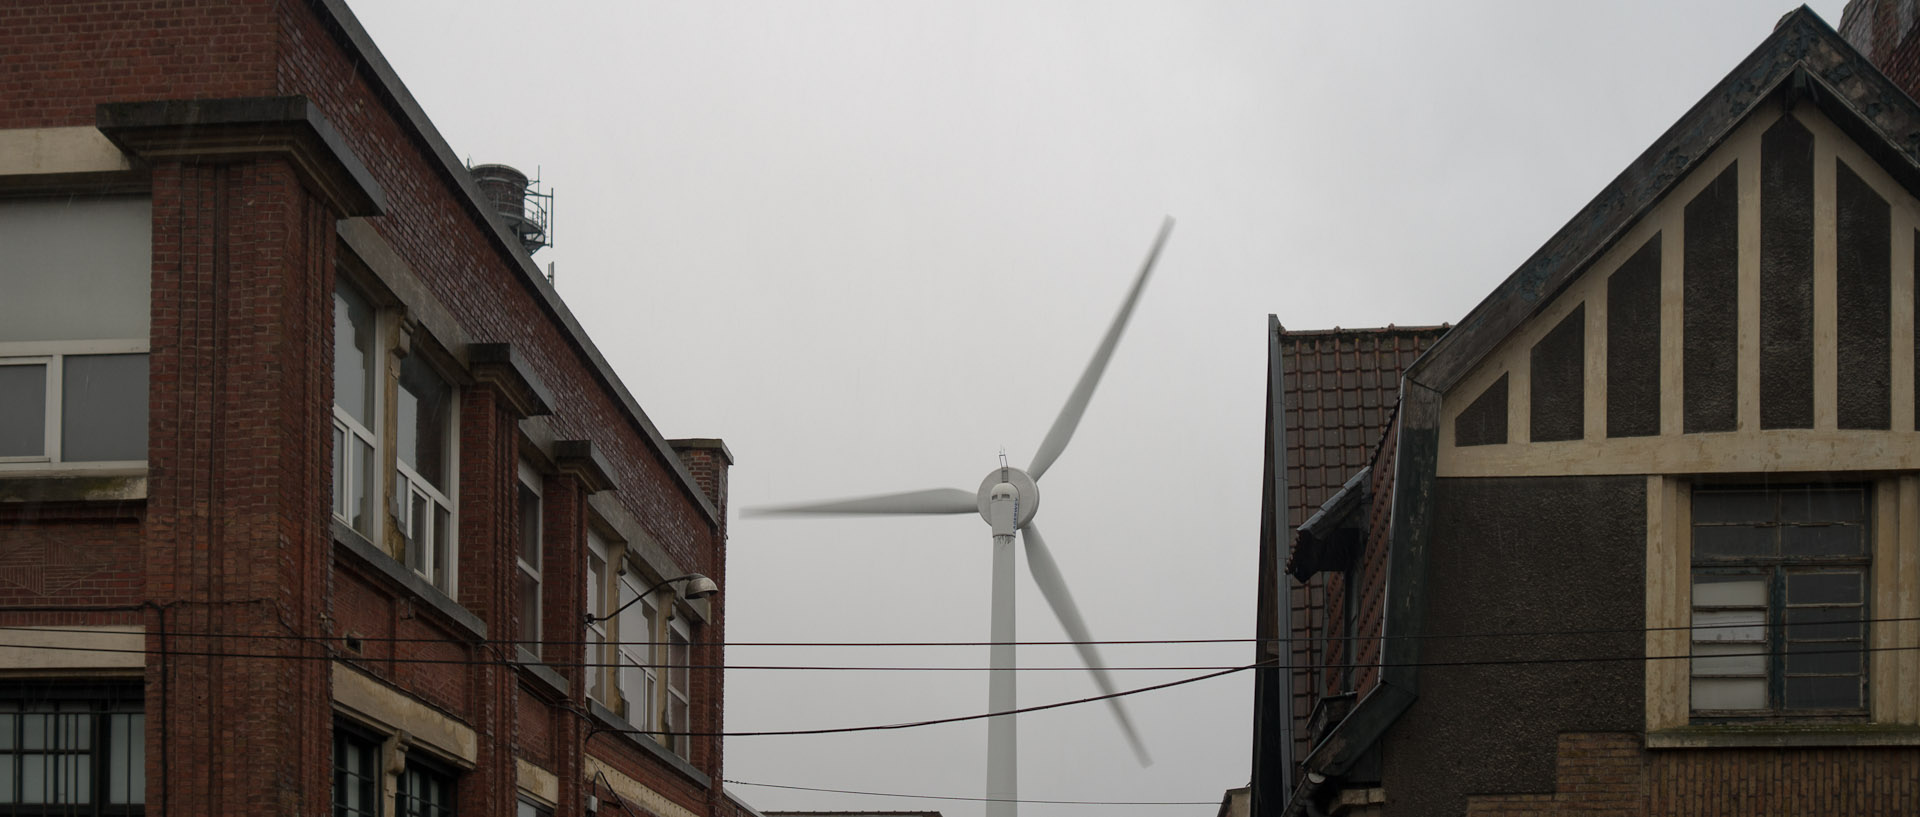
[{"left": 585, "top": 573, "right": 717, "bottom": 625}]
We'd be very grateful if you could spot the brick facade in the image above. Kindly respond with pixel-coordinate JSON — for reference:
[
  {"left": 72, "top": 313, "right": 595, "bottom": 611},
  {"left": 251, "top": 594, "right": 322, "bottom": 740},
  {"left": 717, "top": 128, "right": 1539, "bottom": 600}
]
[
  {"left": 0, "top": 1, "right": 738, "bottom": 816},
  {"left": 1261, "top": 6, "right": 1920, "bottom": 816}
]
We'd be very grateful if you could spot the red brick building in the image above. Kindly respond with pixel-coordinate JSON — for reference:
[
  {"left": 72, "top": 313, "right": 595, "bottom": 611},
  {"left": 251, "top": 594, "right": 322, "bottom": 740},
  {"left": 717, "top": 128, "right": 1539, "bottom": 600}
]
[
  {"left": 1255, "top": 6, "right": 1920, "bottom": 816},
  {"left": 0, "top": 1, "right": 746, "bottom": 815}
]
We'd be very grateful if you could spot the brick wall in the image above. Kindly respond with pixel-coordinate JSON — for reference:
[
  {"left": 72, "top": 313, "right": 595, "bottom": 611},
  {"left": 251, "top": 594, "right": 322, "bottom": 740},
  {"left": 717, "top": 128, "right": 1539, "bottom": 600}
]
[
  {"left": 0, "top": 0, "right": 277, "bottom": 130},
  {"left": 1, "top": 1, "right": 733, "bottom": 815},
  {"left": 1465, "top": 732, "right": 1920, "bottom": 816}
]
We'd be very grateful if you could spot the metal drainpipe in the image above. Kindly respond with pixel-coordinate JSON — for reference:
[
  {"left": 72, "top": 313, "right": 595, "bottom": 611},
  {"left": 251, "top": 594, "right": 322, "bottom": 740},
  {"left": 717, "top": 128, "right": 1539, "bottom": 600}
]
[{"left": 1281, "top": 772, "right": 1326, "bottom": 817}]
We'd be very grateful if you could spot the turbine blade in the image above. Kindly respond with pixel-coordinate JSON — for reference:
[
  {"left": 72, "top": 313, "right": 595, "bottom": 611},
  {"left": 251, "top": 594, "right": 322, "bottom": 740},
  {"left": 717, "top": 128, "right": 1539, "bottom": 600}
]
[
  {"left": 745, "top": 487, "right": 977, "bottom": 517},
  {"left": 1028, "top": 217, "right": 1174, "bottom": 481},
  {"left": 1020, "top": 522, "right": 1152, "bottom": 766}
]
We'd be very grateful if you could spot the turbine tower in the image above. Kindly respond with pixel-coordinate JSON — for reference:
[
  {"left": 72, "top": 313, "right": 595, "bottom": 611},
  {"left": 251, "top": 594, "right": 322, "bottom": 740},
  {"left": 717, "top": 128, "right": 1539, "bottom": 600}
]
[{"left": 754, "top": 217, "right": 1174, "bottom": 816}]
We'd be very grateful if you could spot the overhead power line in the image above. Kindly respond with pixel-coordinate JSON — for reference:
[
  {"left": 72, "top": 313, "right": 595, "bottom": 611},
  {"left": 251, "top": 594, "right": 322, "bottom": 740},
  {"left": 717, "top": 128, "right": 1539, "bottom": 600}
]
[
  {"left": 4, "top": 614, "right": 1916, "bottom": 649},
  {"left": 724, "top": 779, "right": 1219, "bottom": 806},
  {"left": 1, "top": 636, "right": 1915, "bottom": 737}
]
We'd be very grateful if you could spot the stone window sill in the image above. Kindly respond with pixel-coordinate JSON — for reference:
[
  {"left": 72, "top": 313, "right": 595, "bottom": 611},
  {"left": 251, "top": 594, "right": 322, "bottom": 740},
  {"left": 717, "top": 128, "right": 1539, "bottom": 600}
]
[
  {"left": 514, "top": 647, "right": 569, "bottom": 699},
  {"left": 0, "top": 471, "right": 147, "bottom": 503},
  {"left": 1648, "top": 723, "right": 1920, "bottom": 749},
  {"left": 585, "top": 699, "right": 710, "bottom": 788},
  {"left": 332, "top": 520, "right": 487, "bottom": 641}
]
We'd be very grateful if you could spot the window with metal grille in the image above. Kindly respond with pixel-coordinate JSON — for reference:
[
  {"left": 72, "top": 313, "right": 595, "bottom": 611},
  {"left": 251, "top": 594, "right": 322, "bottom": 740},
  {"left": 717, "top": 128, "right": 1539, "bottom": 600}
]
[
  {"left": 396, "top": 756, "right": 455, "bottom": 817},
  {"left": 1690, "top": 484, "right": 1869, "bottom": 717},
  {"left": 0, "top": 684, "right": 144, "bottom": 814},
  {"left": 332, "top": 724, "right": 379, "bottom": 817}
]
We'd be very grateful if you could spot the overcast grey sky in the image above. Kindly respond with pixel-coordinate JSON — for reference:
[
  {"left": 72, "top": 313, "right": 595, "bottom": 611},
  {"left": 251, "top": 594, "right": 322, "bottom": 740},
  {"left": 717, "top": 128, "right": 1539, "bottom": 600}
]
[{"left": 351, "top": 3, "right": 1846, "bottom": 815}]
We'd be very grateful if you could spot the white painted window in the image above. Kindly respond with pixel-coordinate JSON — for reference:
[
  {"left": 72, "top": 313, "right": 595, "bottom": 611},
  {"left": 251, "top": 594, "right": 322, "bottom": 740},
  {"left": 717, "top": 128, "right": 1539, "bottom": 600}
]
[
  {"left": 0, "top": 197, "right": 151, "bottom": 472},
  {"left": 585, "top": 531, "right": 609, "bottom": 704},
  {"left": 615, "top": 568, "right": 658, "bottom": 733},
  {"left": 517, "top": 462, "right": 544, "bottom": 653},
  {"left": 397, "top": 353, "right": 457, "bottom": 593},
  {"left": 331, "top": 280, "right": 379, "bottom": 536},
  {"left": 666, "top": 613, "right": 692, "bottom": 758}
]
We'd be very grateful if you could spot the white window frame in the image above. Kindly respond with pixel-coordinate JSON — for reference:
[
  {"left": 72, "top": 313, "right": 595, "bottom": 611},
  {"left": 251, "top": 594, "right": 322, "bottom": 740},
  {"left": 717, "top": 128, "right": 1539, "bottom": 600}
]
[
  {"left": 0, "top": 339, "right": 149, "bottom": 471},
  {"left": 397, "top": 467, "right": 457, "bottom": 592},
  {"left": 666, "top": 610, "right": 692, "bottom": 758},
  {"left": 585, "top": 531, "right": 610, "bottom": 704},
  {"left": 395, "top": 355, "right": 459, "bottom": 596},
  {"left": 516, "top": 461, "right": 544, "bottom": 654},
  {"left": 615, "top": 566, "right": 660, "bottom": 735},
  {"left": 331, "top": 281, "right": 381, "bottom": 536}
]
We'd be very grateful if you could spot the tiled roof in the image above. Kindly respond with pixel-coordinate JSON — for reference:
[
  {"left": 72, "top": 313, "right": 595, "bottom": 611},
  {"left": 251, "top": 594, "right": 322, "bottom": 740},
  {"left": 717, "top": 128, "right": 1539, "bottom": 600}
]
[{"left": 1276, "top": 325, "right": 1447, "bottom": 529}]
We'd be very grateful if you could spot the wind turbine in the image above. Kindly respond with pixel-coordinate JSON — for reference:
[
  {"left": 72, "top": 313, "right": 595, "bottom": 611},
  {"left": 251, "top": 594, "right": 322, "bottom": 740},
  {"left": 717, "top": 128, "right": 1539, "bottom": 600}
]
[{"left": 753, "top": 217, "right": 1174, "bottom": 817}]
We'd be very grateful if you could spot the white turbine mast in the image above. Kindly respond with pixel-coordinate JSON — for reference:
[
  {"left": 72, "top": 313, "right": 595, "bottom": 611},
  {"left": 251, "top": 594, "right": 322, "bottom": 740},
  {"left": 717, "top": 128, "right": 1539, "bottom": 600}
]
[{"left": 752, "top": 217, "right": 1175, "bottom": 817}]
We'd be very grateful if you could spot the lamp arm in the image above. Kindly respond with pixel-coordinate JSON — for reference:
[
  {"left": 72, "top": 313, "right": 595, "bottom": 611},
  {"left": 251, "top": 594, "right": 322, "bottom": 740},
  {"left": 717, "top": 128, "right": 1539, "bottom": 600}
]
[{"left": 586, "top": 574, "right": 697, "bottom": 625}]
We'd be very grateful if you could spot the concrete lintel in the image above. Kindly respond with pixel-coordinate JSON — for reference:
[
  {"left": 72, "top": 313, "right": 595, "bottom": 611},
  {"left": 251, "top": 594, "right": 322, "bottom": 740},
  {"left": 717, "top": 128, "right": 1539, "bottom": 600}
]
[
  {"left": 470, "top": 343, "right": 555, "bottom": 419},
  {"left": 0, "top": 626, "right": 144, "bottom": 671},
  {"left": 555, "top": 440, "right": 619, "bottom": 494},
  {"left": 0, "top": 127, "right": 139, "bottom": 193},
  {"left": 96, "top": 96, "right": 384, "bottom": 217},
  {"left": 331, "top": 661, "right": 478, "bottom": 766}
]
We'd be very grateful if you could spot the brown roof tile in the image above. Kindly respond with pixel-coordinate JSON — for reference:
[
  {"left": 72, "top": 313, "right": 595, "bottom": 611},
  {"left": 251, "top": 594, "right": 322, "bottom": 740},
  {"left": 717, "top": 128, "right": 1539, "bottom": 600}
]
[{"left": 1277, "top": 325, "right": 1447, "bottom": 529}]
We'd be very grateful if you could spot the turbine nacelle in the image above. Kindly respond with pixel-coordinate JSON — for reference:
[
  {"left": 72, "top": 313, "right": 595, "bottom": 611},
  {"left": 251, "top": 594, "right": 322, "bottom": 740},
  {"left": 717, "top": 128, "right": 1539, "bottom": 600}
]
[{"left": 977, "top": 467, "right": 1038, "bottom": 534}]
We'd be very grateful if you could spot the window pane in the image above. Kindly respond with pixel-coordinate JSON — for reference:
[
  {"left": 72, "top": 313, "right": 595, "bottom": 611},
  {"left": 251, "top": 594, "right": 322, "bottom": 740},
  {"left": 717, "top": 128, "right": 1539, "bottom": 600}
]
[
  {"left": 1693, "top": 525, "right": 1773, "bottom": 558},
  {"left": 670, "top": 627, "right": 689, "bottom": 698},
  {"left": 333, "top": 282, "right": 376, "bottom": 426},
  {"left": 0, "top": 365, "right": 47, "bottom": 457},
  {"left": 110, "top": 713, "right": 143, "bottom": 804},
  {"left": 1692, "top": 609, "right": 1765, "bottom": 642},
  {"left": 333, "top": 424, "right": 348, "bottom": 519},
  {"left": 353, "top": 436, "right": 374, "bottom": 534},
  {"left": 1691, "top": 642, "right": 1765, "bottom": 676},
  {"left": 619, "top": 662, "right": 648, "bottom": 727},
  {"left": 0, "top": 197, "right": 152, "bottom": 343},
  {"left": 1780, "top": 487, "right": 1866, "bottom": 523},
  {"left": 587, "top": 628, "right": 605, "bottom": 702},
  {"left": 587, "top": 544, "right": 605, "bottom": 620},
  {"left": 22, "top": 715, "right": 43, "bottom": 751},
  {"left": 62, "top": 352, "right": 147, "bottom": 462},
  {"left": 65, "top": 755, "right": 90, "bottom": 804},
  {"left": 1787, "top": 607, "right": 1863, "bottom": 641},
  {"left": 410, "top": 489, "right": 427, "bottom": 543},
  {"left": 1692, "top": 677, "right": 1766, "bottom": 710},
  {"left": 1781, "top": 525, "right": 1865, "bottom": 556},
  {"left": 520, "top": 571, "right": 541, "bottom": 647},
  {"left": 1693, "top": 575, "right": 1766, "bottom": 607},
  {"left": 432, "top": 503, "right": 451, "bottom": 590},
  {"left": 518, "top": 482, "right": 542, "bottom": 566},
  {"left": 1786, "top": 642, "right": 1863, "bottom": 675},
  {"left": 22, "top": 754, "right": 43, "bottom": 803},
  {"left": 1785, "top": 675, "right": 1862, "bottom": 709},
  {"left": 1692, "top": 490, "right": 1775, "bottom": 524},
  {"left": 1787, "top": 571, "right": 1862, "bottom": 605},
  {"left": 399, "top": 354, "right": 452, "bottom": 490}
]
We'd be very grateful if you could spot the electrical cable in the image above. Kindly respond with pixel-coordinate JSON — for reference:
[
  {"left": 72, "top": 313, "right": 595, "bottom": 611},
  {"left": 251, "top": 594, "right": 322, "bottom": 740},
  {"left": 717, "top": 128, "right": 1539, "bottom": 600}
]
[
  {"left": 722, "top": 778, "right": 1219, "bottom": 806},
  {"left": 0, "top": 613, "right": 1912, "bottom": 649},
  {"left": 1, "top": 635, "right": 1910, "bottom": 673},
  {"left": 0, "top": 636, "right": 1911, "bottom": 736}
]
